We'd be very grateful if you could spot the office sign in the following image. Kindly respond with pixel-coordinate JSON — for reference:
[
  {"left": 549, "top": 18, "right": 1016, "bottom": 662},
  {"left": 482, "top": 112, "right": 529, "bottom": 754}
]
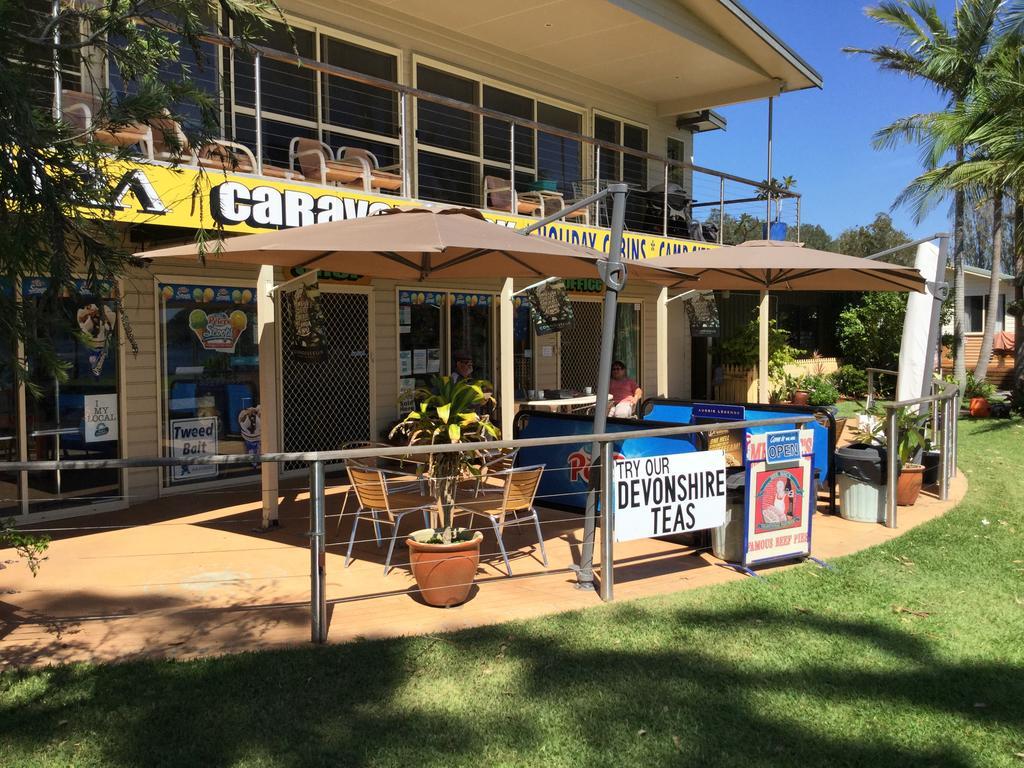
[
  {"left": 743, "top": 430, "right": 813, "bottom": 566},
  {"left": 169, "top": 417, "right": 218, "bottom": 483},
  {"left": 527, "top": 279, "right": 573, "bottom": 335},
  {"left": 83, "top": 393, "right": 118, "bottom": 443},
  {"left": 614, "top": 451, "right": 727, "bottom": 542}
]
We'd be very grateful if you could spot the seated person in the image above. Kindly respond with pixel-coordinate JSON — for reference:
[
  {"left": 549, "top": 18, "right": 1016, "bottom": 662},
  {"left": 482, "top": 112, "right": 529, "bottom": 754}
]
[
  {"left": 608, "top": 360, "right": 642, "bottom": 418},
  {"left": 451, "top": 351, "right": 474, "bottom": 384}
]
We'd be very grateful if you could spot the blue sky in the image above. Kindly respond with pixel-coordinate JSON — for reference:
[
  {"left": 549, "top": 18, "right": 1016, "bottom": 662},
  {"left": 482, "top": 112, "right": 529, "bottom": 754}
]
[{"left": 695, "top": 0, "right": 953, "bottom": 239}]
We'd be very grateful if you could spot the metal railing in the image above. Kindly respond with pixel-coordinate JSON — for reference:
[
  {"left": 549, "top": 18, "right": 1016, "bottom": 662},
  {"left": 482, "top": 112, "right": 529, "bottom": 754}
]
[
  {"left": 1, "top": 414, "right": 816, "bottom": 643},
  {"left": 59, "top": 28, "right": 801, "bottom": 244},
  {"left": 865, "top": 367, "right": 960, "bottom": 527}
]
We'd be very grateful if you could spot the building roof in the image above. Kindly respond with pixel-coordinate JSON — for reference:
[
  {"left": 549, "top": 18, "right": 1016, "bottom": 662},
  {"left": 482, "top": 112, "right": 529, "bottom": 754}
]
[
  {"left": 948, "top": 264, "right": 1015, "bottom": 282},
  {"left": 367, "top": 0, "right": 822, "bottom": 113}
]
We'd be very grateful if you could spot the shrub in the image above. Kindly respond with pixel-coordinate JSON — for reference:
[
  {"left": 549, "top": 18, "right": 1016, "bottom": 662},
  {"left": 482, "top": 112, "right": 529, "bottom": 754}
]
[
  {"left": 717, "top": 313, "right": 803, "bottom": 381},
  {"left": 962, "top": 371, "right": 996, "bottom": 401},
  {"left": 836, "top": 292, "right": 907, "bottom": 371},
  {"left": 803, "top": 374, "right": 839, "bottom": 406},
  {"left": 831, "top": 365, "right": 868, "bottom": 398}
]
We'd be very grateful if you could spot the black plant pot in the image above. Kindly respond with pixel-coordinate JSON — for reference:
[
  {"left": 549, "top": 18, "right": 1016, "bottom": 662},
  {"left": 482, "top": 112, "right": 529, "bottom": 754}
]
[{"left": 922, "top": 450, "right": 940, "bottom": 486}]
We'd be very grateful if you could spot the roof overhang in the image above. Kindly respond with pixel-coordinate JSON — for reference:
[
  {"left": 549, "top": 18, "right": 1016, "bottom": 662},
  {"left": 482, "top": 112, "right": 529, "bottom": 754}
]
[
  {"left": 676, "top": 109, "right": 727, "bottom": 133},
  {"left": 364, "top": 0, "right": 822, "bottom": 113}
]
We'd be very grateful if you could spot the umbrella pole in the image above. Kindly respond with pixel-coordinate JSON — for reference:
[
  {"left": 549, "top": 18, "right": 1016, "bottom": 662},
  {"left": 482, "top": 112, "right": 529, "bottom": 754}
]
[
  {"left": 577, "top": 183, "right": 629, "bottom": 592},
  {"left": 759, "top": 289, "right": 769, "bottom": 403}
]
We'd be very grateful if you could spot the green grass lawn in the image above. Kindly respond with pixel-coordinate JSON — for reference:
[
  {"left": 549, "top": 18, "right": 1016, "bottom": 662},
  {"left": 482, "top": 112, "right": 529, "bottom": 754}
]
[{"left": 2, "top": 418, "right": 1023, "bottom": 767}]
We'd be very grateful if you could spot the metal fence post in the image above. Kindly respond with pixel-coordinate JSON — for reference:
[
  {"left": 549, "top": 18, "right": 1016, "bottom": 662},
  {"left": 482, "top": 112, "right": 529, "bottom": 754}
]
[
  {"left": 796, "top": 196, "right": 802, "bottom": 242},
  {"left": 398, "top": 92, "right": 409, "bottom": 196},
  {"left": 51, "top": 0, "right": 61, "bottom": 120},
  {"left": 662, "top": 163, "right": 669, "bottom": 237},
  {"left": 718, "top": 177, "right": 725, "bottom": 244},
  {"left": 599, "top": 440, "right": 615, "bottom": 602},
  {"left": 938, "top": 396, "right": 950, "bottom": 501},
  {"left": 885, "top": 406, "right": 899, "bottom": 528},
  {"left": 866, "top": 370, "right": 876, "bottom": 410},
  {"left": 309, "top": 460, "right": 327, "bottom": 643},
  {"left": 509, "top": 122, "right": 517, "bottom": 215},
  {"left": 254, "top": 52, "right": 264, "bottom": 175}
]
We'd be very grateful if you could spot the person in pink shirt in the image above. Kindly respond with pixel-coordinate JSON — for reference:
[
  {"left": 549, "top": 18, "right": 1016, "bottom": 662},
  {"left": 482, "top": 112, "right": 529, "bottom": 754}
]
[{"left": 608, "top": 360, "right": 642, "bottom": 418}]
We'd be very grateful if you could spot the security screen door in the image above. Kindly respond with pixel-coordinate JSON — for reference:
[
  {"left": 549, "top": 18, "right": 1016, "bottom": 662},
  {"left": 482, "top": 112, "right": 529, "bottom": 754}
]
[{"left": 281, "top": 288, "right": 371, "bottom": 468}]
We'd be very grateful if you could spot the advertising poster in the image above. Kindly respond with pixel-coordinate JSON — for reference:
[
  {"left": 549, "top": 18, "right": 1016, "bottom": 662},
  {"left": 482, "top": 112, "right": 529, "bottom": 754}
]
[
  {"left": 527, "top": 279, "right": 574, "bottom": 335},
  {"left": 399, "top": 377, "right": 417, "bottom": 413},
  {"left": 238, "top": 404, "right": 261, "bottom": 459},
  {"left": 413, "top": 349, "right": 427, "bottom": 374},
  {"left": 83, "top": 393, "right": 118, "bottom": 443},
  {"left": 614, "top": 451, "right": 727, "bottom": 541},
  {"left": 399, "top": 350, "right": 412, "bottom": 376},
  {"left": 398, "top": 290, "right": 443, "bottom": 307},
  {"left": 169, "top": 417, "right": 218, "bottom": 483},
  {"left": 684, "top": 291, "right": 720, "bottom": 338},
  {"left": 426, "top": 348, "right": 440, "bottom": 373},
  {"left": 287, "top": 281, "right": 327, "bottom": 363},
  {"left": 743, "top": 429, "right": 814, "bottom": 566},
  {"left": 187, "top": 308, "right": 248, "bottom": 352}
]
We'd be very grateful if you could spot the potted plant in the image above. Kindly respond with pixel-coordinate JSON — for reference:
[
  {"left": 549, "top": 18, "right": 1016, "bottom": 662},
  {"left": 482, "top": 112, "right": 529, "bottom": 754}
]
[
  {"left": 854, "top": 404, "right": 928, "bottom": 506},
  {"left": 963, "top": 371, "right": 996, "bottom": 417},
  {"left": 789, "top": 374, "right": 810, "bottom": 406},
  {"left": 804, "top": 373, "right": 839, "bottom": 408},
  {"left": 391, "top": 376, "right": 499, "bottom": 607}
]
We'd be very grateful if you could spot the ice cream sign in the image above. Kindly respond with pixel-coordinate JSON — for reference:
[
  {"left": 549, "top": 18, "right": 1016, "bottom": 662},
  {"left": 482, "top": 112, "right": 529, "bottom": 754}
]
[{"left": 189, "top": 308, "right": 248, "bottom": 352}]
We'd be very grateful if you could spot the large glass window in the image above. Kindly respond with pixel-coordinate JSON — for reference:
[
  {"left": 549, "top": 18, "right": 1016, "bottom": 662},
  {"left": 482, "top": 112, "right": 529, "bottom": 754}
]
[
  {"left": 537, "top": 103, "right": 582, "bottom": 196},
  {"left": 398, "top": 290, "right": 444, "bottom": 413},
  {"left": 234, "top": 22, "right": 316, "bottom": 121},
  {"left": 965, "top": 296, "right": 984, "bottom": 333},
  {"left": 23, "top": 279, "right": 121, "bottom": 513},
  {"left": 483, "top": 86, "right": 533, "bottom": 166},
  {"left": 560, "top": 299, "right": 640, "bottom": 392},
  {"left": 416, "top": 65, "right": 478, "bottom": 155},
  {"left": 450, "top": 293, "right": 494, "bottom": 384},
  {"left": 159, "top": 283, "right": 260, "bottom": 487},
  {"left": 595, "top": 114, "right": 648, "bottom": 188},
  {"left": 321, "top": 36, "right": 398, "bottom": 137},
  {"left": 513, "top": 299, "right": 534, "bottom": 399},
  {"left": 417, "top": 151, "right": 479, "bottom": 206}
]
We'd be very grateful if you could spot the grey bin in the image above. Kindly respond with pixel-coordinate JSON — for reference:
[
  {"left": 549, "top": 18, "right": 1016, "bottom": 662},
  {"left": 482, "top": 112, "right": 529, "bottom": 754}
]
[
  {"left": 711, "top": 470, "right": 747, "bottom": 563},
  {"left": 835, "top": 443, "right": 892, "bottom": 524}
]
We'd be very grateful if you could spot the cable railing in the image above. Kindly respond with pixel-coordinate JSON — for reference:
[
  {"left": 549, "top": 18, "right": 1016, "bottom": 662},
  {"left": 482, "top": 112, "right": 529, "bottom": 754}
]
[{"left": 58, "top": 28, "right": 802, "bottom": 244}]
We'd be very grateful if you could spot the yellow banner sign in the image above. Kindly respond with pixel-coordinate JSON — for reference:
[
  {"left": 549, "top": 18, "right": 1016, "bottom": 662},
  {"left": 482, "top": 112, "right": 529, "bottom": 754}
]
[{"left": 89, "top": 159, "right": 718, "bottom": 259}]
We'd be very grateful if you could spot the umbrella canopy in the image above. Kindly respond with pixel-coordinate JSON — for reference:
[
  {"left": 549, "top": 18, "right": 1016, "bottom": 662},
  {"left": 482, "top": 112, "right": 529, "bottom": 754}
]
[
  {"left": 646, "top": 240, "right": 926, "bottom": 404},
  {"left": 646, "top": 239, "right": 926, "bottom": 293},
  {"left": 137, "top": 208, "right": 690, "bottom": 286}
]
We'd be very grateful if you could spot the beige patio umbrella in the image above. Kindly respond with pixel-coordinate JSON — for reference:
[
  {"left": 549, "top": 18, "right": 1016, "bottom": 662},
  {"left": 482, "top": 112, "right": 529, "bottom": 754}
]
[
  {"left": 137, "top": 207, "right": 690, "bottom": 285},
  {"left": 645, "top": 239, "right": 927, "bottom": 403}
]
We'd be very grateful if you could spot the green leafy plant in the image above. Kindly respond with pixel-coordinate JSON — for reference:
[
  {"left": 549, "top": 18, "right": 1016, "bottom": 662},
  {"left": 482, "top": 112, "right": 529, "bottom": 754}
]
[
  {"left": 836, "top": 292, "right": 908, "bottom": 372},
  {"left": 804, "top": 374, "right": 840, "bottom": 406},
  {"left": 962, "top": 371, "right": 997, "bottom": 401},
  {"left": 391, "top": 376, "right": 500, "bottom": 545},
  {"left": 717, "top": 313, "right": 803, "bottom": 384},
  {"left": 853, "top": 404, "right": 929, "bottom": 466},
  {"left": 0, "top": 517, "right": 49, "bottom": 576},
  {"left": 831, "top": 365, "right": 868, "bottom": 398}
]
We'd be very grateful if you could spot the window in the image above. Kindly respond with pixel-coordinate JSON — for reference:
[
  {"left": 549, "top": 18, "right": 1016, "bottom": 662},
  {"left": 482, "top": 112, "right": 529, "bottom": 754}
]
[
  {"left": 537, "top": 103, "right": 582, "bottom": 195},
  {"left": 320, "top": 36, "right": 398, "bottom": 137},
  {"left": 513, "top": 299, "right": 534, "bottom": 399},
  {"left": 159, "top": 283, "right": 260, "bottom": 487},
  {"left": 416, "top": 65, "right": 478, "bottom": 155},
  {"left": 23, "top": 279, "right": 121, "bottom": 513},
  {"left": 595, "top": 114, "right": 648, "bottom": 188},
  {"left": 483, "top": 86, "right": 533, "bottom": 166},
  {"left": 965, "top": 296, "right": 984, "bottom": 333},
  {"left": 560, "top": 299, "right": 640, "bottom": 392},
  {"left": 450, "top": 293, "right": 494, "bottom": 383},
  {"left": 234, "top": 22, "right": 316, "bottom": 121}
]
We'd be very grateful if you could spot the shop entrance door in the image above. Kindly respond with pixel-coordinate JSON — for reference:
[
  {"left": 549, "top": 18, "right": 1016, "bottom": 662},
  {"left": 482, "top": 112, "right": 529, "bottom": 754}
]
[{"left": 280, "top": 286, "right": 372, "bottom": 467}]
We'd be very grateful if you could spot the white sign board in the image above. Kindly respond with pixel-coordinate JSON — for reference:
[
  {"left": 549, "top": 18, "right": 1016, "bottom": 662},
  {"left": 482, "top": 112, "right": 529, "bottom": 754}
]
[
  {"left": 169, "top": 417, "right": 218, "bottom": 482},
  {"left": 83, "top": 393, "right": 118, "bottom": 443},
  {"left": 614, "top": 451, "right": 727, "bottom": 542}
]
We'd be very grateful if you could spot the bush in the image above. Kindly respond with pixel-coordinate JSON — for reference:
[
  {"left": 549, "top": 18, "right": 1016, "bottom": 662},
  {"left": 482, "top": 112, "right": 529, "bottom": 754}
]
[
  {"left": 717, "top": 313, "right": 802, "bottom": 381},
  {"left": 831, "top": 365, "right": 868, "bottom": 398},
  {"left": 803, "top": 374, "right": 839, "bottom": 406},
  {"left": 962, "top": 371, "right": 996, "bottom": 400},
  {"left": 836, "top": 292, "right": 907, "bottom": 371}
]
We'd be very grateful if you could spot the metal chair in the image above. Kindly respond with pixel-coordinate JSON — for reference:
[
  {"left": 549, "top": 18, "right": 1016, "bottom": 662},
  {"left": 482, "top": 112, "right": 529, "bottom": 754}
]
[
  {"left": 344, "top": 465, "right": 434, "bottom": 575},
  {"left": 454, "top": 465, "right": 547, "bottom": 576},
  {"left": 470, "top": 447, "right": 520, "bottom": 496}
]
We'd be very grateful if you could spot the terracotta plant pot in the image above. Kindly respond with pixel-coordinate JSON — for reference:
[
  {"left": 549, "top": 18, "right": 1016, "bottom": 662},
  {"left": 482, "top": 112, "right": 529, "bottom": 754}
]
[
  {"left": 791, "top": 390, "right": 810, "bottom": 406},
  {"left": 406, "top": 530, "right": 483, "bottom": 607},
  {"left": 896, "top": 464, "right": 925, "bottom": 506},
  {"left": 969, "top": 397, "right": 991, "bottom": 418}
]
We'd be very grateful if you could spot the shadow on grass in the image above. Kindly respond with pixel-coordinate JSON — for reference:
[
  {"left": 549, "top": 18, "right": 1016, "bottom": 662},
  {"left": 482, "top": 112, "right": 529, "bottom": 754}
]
[{"left": 2, "top": 600, "right": 1020, "bottom": 768}]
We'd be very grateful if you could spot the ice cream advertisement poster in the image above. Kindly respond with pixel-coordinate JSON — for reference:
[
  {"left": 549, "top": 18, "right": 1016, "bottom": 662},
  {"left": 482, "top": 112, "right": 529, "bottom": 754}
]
[
  {"left": 743, "top": 430, "right": 813, "bottom": 567},
  {"left": 188, "top": 308, "right": 249, "bottom": 352},
  {"left": 160, "top": 283, "right": 256, "bottom": 305}
]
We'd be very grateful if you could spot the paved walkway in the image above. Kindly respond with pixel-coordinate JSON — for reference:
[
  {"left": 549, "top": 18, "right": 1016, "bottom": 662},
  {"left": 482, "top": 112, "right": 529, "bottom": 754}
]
[{"left": 0, "top": 473, "right": 967, "bottom": 668}]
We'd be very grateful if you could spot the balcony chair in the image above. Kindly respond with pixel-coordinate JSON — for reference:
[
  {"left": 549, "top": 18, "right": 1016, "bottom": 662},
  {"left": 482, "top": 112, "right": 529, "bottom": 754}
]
[
  {"left": 344, "top": 465, "right": 434, "bottom": 575},
  {"left": 336, "top": 147, "right": 403, "bottom": 194},
  {"left": 519, "top": 188, "right": 590, "bottom": 225},
  {"left": 484, "top": 175, "right": 541, "bottom": 216},
  {"left": 469, "top": 447, "right": 520, "bottom": 497},
  {"left": 61, "top": 89, "right": 153, "bottom": 158},
  {"left": 290, "top": 137, "right": 369, "bottom": 190},
  {"left": 150, "top": 112, "right": 303, "bottom": 180},
  {"left": 453, "top": 465, "right": 548, "bottom": 576}
]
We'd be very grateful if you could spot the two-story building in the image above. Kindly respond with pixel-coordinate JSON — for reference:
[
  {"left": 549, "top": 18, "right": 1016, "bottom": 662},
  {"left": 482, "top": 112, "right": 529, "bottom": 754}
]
[{"left": 2, "top": 0, "right": 821, "bottom": 521}]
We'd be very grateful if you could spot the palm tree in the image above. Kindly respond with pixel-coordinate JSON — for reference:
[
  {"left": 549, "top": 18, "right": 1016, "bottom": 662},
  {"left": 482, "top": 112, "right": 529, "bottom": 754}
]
[
  {"left": 847, "top": 0, "right": 1006, "bottom": 389},
  {"left": 894, "top": 31, "right": 1024, "bottom": 389}
]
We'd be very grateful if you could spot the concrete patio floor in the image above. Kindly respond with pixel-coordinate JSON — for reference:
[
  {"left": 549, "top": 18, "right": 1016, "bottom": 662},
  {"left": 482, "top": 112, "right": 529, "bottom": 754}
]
[{"left": 0, "top": 471, "right": 967, "bottom": 668}]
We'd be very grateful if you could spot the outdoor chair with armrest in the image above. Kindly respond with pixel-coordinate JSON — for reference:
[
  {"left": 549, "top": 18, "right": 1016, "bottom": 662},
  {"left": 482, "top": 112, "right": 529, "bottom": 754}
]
[
  {"left": 61, "top": 90, "right": 154, "bottom": 158},
  {"left": 453, "top": 465, "right": 548, "bottom": 576},
  {"left": 344, "top": 465, "right": 435, "bottom": 575},
  {"left": 469, "top": 447, "right": 520, "bottom": 497},
  {"left": 484, "top": 175, "right": 541, "bottom": 216},
  {"left": 290, "top": 137, "right": 369, "bottom": 189},
  {"left": 336, "top": 147, "right": 402, "bottom": 193}
]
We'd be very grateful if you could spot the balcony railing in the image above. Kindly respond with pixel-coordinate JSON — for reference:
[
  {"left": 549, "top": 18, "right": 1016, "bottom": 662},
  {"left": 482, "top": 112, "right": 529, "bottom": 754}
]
[{"left": 60, "top": 29, "right": 801, "bottom": 245}]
